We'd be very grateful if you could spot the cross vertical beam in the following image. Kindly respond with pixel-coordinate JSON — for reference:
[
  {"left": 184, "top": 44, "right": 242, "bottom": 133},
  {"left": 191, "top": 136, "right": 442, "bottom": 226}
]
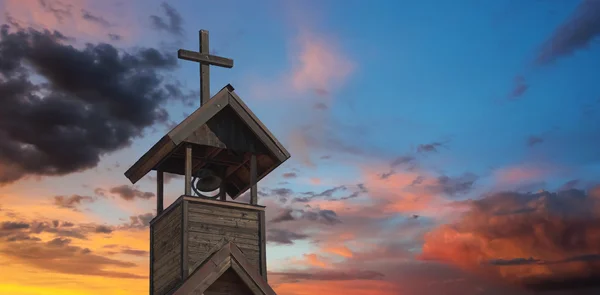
[
  {"left": 178, "top": 29, "right": 234, "bottom": 107},
  {"left": 199, "top": 30, "right": 210, "bottom": 106}
]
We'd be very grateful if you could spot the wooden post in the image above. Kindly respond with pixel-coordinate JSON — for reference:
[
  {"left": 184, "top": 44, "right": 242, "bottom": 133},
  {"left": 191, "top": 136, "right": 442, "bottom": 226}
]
[
  {"left": 185, "top": 145, "right": 192, "bottom": 196},
  {"left": 250, "top": 154, "right": 257, "bottom": 205},
  {"left": 199, "top": 30, "right": 210, "bottom": 106},
  {"left": 157, "top": 171, "right": 164, "bottom": 214},
  {"left": 219, "top": 169, "right": 227, "bottom": 201}
]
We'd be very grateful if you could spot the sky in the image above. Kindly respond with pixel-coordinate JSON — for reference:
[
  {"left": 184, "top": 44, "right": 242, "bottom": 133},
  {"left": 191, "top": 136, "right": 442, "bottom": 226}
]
[{"left": 0, "top": 0, "right": 600, "bottom": 294}]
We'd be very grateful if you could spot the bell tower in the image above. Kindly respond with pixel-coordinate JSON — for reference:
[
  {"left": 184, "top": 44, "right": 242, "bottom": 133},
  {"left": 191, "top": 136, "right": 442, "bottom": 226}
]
[{"left": 124, "top": 30, "right": 290, "bottom": 295}]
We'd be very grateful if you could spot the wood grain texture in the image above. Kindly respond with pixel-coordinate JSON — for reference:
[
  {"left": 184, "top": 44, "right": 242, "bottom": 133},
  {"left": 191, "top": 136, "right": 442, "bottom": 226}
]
[{"left": 152, "top": 200, "right": 183, "bottom": 295}]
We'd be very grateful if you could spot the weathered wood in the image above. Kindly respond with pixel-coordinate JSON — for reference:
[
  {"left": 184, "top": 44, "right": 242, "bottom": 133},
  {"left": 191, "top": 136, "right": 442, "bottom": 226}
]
[
  {"left": 125, "top": 135, "right": 176, "bottom": 184},
  {"left": 200, "top": 30, "right": 211, "bottom": 106},
  {"left": 230, "top": 243, "right": 277, "bottom": 295},
  {"left": 185, "top": 145, "right": 192, "bottom": 195},
  {"left": 157, "top": 171, "right": 164, "bottom": 214},
  {"left": 204, "top": 269, "right": 256, "bottom": 295},
  {"left": 178, "top": 49, "right": 234, "bottom": 68},
  {"left": 259, "top": 210, "right": 267, "bottom": 280},
  {"left": 150, "top": 224, "right": 154, "bottom": 295},
  {"left": 182, "top": 199, "right": 189, "bottom": 279},
  {"left": 151, "top": 199, "right": 183, "bottom": 295},
  {"left": 183, "top": 196, "right": 265, "bottom": 211},
  {"left": 230, "top": 260, "right": 264, "bottom": 295},
  {"left": 250, "top": 154, "right": 258, "bottom": 205},
  {"left": 187, "top": 205, "right": 259, "bottom": 220}
]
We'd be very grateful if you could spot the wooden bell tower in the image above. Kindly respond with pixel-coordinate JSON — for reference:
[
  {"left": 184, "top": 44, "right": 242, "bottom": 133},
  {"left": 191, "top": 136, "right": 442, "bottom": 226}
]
[{"left": 124, "top": 30, "right": 290, "bottom": 295}]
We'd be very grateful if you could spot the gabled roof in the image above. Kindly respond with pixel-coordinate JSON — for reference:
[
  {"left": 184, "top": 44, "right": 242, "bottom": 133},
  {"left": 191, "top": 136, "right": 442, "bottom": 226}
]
[
  {"left": 170, "top": 240, "right": 277, "bottom": 295},
  {"left": 124, "top": 84, "right": 290, "bottom": 199}
]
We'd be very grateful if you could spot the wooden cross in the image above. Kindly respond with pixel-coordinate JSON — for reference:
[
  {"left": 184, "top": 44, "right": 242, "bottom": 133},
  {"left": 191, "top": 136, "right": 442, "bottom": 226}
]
[{"left": 178, "top": 30, "right": 234, "bottom": 106}]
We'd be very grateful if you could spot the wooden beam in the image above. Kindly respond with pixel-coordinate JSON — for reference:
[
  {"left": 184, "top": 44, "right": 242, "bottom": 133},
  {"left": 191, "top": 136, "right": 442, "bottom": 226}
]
[
  {"left": 185, "top": 145, "right": 192, "bottom": 195},
  {"left": 156, "top": 171, "right": 164, "bottom": 214},
  {"left": 199, "top": 30, "right": 210, "bottom": 106},
  {"left": 177, "top": 49, "right": 234, "bottom": 68},
  {"left": 250, "top": 154, "right": 257, "bottom": 205},
  {"left": 219, "top": 169, "right": 227, "bottom": 201}
]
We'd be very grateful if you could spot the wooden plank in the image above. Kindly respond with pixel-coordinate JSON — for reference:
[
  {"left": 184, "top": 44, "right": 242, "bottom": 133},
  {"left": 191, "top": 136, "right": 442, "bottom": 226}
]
[
  {"left": 178, "top": 49, "right": 234, "bottom": 68},
  {"left": 182, "top": 199, "right": 189, "bottom": 279},
  {"left": 173, "top": 244, "right": 232, "bottom": 295},
  {"left": 167, "top": 87, "right": 229, "bottom": 145},
  {"left": 230, "top": 261, "right": 264, "bottom": 295},
  {"left": 230, "top": 244, "right": 276, "bottom": 295},
  {"left": 259, "top": 210, "right": 267, "bottom": 281},
  {"left": 188, "top": 205, "right": 259, "bottom": 220},
  {"left": 185, "top": 145, "right": 192, "bottom": 196},
  {"left": 183, "top": 196, "right": 264, "bottom": 211},
  {"left": 187, "top": 214, "right": 259, "bottom": 230},
  {"left": 187, "top": 237, "right": 228, "bottom": 275},
  {"left": 188, "top": 233, "right": 259, "bottom": 250},
  {"left": 227, "top": 97, "right": 286, "bottom": 162},
  {"left": 199, "top": 30, "right": 210, "bottom": 106},
  {"left": 187, "top": 223, "right": 259, "bottom": 239},
  {"left": 150, "top": 224, "right": 154, "bottom": 295},
  {"left": 157, "top": 171, "right": 164, "bottom": 214},
  {"left": 125, "top": 135, "right": 176, "bottom": 184},
  {"left": 250, "top": 154, "right": 258, "bottom": 205},
  {"left": 195, "top": 256, "right": 231, "bottom": 293},
  {"left": 204, "top": 269, "right": 255, "bottom": 295},
  {"left": 150, "top": 196, "right": 183, "bottom": 226},
  {"left": 228, "top": 91, "right": 290, "bottom": 159}
]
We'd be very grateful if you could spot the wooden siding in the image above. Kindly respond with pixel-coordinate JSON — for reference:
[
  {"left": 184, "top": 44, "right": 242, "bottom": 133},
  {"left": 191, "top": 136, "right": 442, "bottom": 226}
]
[
  {"left": 152, "top": 201, "right": 183, "bottom": 295},
  {"left": 201, "top": 269, "right": 254, "bottom": 295},
  {"left": 185, "top": 199, "right": 263, "bottom": 275},
  {"left": 184, "top": 106, "right": 269, "bottom": 155}
]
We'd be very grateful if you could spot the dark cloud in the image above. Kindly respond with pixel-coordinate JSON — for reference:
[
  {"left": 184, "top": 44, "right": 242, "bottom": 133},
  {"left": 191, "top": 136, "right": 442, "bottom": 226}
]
[
  {"left": 292, "top": 186, "right": 347, "bottom": 203},
  {"left": 267, "top": 228, "right": 309, "bottom": 245},
  {"left": 313, "top": 102, "right": 328, "bottom": 110},
  {"left": 417, "top": 141, "right": 447, "bottom": 153},
  {"left": 282, "top": 172, "right": 297, "bottom": 179},
  {"left": 53, "top": 194, "right": 95, "bottom": 210},
  {"left": 150, "top": 2, "right": 184, "bottom": 36},
  {"left": 536, "top": 0, "right": 600, "bottom": 65},
  {"left": 107, "top": 33, "right": 122, "bottom": 41},
  {"left": 270, "top": 270, "right": 385, "bottom": 282},
  {"left": 1, "top": 221, "right": 29, "bottom": 230},
  {"left": 120, "top": 248, "right": 149, "bottom": 257},
  {"left": 509, "top": 76, "right": 528, "bottom": 99},
  {"left": 95, "top": 225, "right": 113, "bottom": 234},
  {"left": 270, "top": 208, "right": 341, "bottom": 225},
  {"left": 106, "top": 185, "right": 154, "bottom": 201},
  {"left": 81, "top": 9, "right": 111, "bottom": 27},
  {"left": 428, "top": 173, "right": 478, "bottom": 197},
  {"left": 0, "top": 25, "right": 180, "bottom": 184},
  {"left": 422, "top": 187, "right": 600, "bottom": 292},
  {"left": 0, "top": 235, "right": 145, "bottom": 279},
  {"left": 119, "top": 212, "right": 154, "bottom": 230},
  {"left": 527, "top": 135, "right": 544, "bottom": 146},
  {"left": 390, "top": 155, "right": 416, "bottom": 170},
  {"left": 38, "top": 0, "right": 72, "bottom": 22}
]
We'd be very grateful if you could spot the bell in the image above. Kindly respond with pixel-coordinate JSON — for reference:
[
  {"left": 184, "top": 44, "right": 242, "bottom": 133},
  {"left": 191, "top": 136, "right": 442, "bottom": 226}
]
[{"left": 194, "top": 168, "right": 222, "bottom": 192}]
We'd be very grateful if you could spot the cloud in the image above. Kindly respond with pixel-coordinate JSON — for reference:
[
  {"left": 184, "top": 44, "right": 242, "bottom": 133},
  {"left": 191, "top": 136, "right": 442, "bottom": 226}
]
[
  {"left": 52, "top": 194, "right": 96, "bottom": 210},
  {"left": 527, "top": 135, "right": 544, "bottom": 147},
  {"left": 0, "top": 25, "right": 181, "bottom": 184},
  {"left": 81, "top": 9, "right": 111, "bottom": 28},
  {"left": 270, "top": 207, "right": 341, "bottom": 225},
  {"left": 290, "top": 31, "right": 354, "bottom": 95},
  {"left": 282, "top": 172, "right": 298, "bottom": 179},
  {"left": 536, "top": 0, "right": 600, "bottom": 65},
  {"left": 508, "top": 76, "right": 528, "bottom": 99},
  {"left": 0, "top": 236, "right": 145, "bottom": 279},
  {"left": 106, "top": 185, "right": 155, "bottom": 201},
  {"left": 149, "top": 2, "right": 183, "bottom": 36},
  {"left": 271, "top": 269, "right": 385, "bottom": 282},
  {"left": 267, "top": 228, "right": 309, "bottom": 245},
  {"left": 417, "top": 141, "right": 448, "bottom": 154},
  {"left": 420, "top": 187, "right": 600, "bottom": 291}
]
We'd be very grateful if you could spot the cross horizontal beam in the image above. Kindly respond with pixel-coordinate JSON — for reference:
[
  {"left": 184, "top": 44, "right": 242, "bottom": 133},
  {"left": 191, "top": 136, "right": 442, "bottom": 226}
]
[{"left": 178, "top": 49, "right": 234, "bottom": 68}]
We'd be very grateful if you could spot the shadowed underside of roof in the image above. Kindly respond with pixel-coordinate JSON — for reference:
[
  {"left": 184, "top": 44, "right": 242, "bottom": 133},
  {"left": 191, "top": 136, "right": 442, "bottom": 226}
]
[{"left": 124, "top": 84, "right": 290, "bottom": 199}]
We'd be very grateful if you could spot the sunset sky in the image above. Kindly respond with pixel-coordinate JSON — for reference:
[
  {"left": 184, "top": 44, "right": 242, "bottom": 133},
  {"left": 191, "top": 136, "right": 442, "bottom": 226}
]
[{"left": 1, "top": 0, "right": 600, "bottom": 294}]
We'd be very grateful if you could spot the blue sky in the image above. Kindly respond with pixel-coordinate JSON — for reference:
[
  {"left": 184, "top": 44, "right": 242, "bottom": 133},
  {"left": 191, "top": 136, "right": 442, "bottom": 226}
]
[{"left": 1, "top": 0, "right": 600, "bottom": 294}]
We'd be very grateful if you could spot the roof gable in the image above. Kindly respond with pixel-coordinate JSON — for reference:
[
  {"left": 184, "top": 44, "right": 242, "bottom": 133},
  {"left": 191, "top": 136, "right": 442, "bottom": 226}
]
[
  {"left": 171, "top": 241, "right": 277, "bottom": 295},
  {"left": 124, "top": 84, "right": 291, "bottom": 199}
]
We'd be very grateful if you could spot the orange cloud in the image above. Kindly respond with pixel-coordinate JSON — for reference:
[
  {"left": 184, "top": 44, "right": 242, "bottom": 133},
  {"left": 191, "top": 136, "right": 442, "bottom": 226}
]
[
  {"left": 420, "top": 188, "right": 600, "bottom": 291},
  {"left": 2, "top": 0, "right": 136, "bottom": 43},
  {"left": 324, "top": 245, "right": 354, "bottom": 258},
  {"left": 289, "top": 30, "right": 354, "bottom": 95}
]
